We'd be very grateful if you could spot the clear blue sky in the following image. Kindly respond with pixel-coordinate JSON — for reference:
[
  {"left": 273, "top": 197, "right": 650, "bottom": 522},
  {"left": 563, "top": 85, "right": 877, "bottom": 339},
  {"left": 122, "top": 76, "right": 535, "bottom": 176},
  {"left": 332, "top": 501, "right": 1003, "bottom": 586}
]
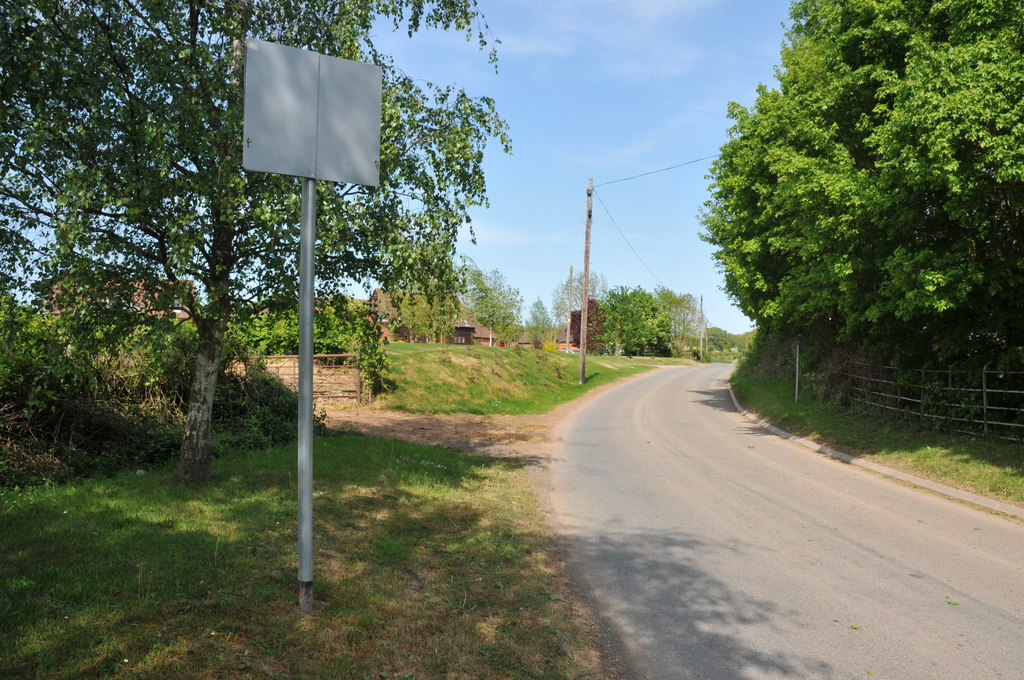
[{"left": 372, "top": 0, "right": 796, "bottom": 334}]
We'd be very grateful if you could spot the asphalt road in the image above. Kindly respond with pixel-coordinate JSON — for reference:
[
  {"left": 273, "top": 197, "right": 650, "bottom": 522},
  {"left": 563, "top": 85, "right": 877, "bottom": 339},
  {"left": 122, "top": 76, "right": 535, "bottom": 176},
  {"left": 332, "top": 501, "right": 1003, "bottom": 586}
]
[{"left": 549, "top": 363, "right": 1024, "bottom": 679}]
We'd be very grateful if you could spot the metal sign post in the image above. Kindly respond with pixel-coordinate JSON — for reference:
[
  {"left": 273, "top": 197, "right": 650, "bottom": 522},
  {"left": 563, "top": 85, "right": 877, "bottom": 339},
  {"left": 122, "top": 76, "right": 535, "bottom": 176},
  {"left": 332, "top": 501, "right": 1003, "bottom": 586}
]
[
  {"left": 243, "top": 39, "right": 381, "bottom": 614},
  {"left": 297, "top": 177, "right": 316, "bottom": 609}
]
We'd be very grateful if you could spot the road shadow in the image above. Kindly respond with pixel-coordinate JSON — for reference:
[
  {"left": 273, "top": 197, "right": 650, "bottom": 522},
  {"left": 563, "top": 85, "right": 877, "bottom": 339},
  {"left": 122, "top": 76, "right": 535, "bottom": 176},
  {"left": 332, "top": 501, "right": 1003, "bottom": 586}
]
[
  {"left": 690, "top": 375, "right": 740, "bottom": 412},
  {"left": 557, "top": 525, "right": 836, "bottom": 679},
  {"left": 688, "top": 384, "right": 802, "bottom": 443}
]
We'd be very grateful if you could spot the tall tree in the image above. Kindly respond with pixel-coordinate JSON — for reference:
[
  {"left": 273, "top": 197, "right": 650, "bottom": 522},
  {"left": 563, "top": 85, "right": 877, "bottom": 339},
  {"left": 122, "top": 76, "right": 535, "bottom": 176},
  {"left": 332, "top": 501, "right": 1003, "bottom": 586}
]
[
  {"left": 463, "top": 265, "right": 523, "bottom": 346},
  {"left": 524, "top": 297, "right": 554, "bottom": 347},
  {"left": 600, "top": 286, "right": 673, "bottom": 357},
  {"left": 1, "top": 1, "right": 510, "bottom": 481},
  {"left": 653, "top": 286, "right": 700, "bottom": 356},
  {"left": 701, "top": 0, "right": 1024, "bottom": 366},
  {"left": 550, "top": 270, "right": 606, "bottom": 332}
]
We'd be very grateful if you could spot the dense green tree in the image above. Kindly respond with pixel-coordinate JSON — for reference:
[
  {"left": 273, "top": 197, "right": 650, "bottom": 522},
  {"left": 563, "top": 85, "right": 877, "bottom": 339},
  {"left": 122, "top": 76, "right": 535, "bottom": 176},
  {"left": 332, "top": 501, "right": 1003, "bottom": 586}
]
[
  {"left": 524, "top": 297, "right": 554, "bottom": 347},
  {"left": 600, "top": 286, "right": 673, "bottom": 357},
  {"left": 228, "top": 296, "right": 372, "bottom": 355},
  {"left": 1, "top": 1, "right": 509, "bottom": 481},
  {"left": 706, "top": 327, "right": 740, "bottom": 353},
  {"left": 702, "top": 0, "right": 1024, "bottom": 366},
  {"left": 463, "top": 265, "right": 523, "bottom": 346},
  {"left": 653, "top": 286, "right": 701, "bottom": 357}
]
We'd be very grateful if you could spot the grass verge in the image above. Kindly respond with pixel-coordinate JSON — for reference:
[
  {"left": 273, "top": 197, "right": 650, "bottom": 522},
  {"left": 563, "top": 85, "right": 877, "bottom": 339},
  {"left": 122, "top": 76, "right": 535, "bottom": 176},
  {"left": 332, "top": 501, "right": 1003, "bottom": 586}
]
[
  {"left": 381, "top": 343, "right": 692, "bottom": 414},
  {"left": 1, "top": 432, "right": 606, "bottom": 679},
  {"left": 731, "top": 372, "right": 1024, "bottom": 507}
]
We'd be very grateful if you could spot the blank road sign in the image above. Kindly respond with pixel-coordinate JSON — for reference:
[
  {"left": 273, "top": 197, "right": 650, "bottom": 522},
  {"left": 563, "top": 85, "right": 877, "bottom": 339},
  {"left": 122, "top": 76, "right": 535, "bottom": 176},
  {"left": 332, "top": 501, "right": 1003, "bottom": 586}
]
[{"left": 243, "top": 40, "right": 382, "bottom": 186}]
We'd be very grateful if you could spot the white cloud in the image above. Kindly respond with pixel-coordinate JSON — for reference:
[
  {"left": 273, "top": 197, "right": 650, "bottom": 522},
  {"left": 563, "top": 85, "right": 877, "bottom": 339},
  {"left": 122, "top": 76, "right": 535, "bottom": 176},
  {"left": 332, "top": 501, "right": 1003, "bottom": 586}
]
[{"left": 489, "top": 0, "right": 721, "bottom": 80}]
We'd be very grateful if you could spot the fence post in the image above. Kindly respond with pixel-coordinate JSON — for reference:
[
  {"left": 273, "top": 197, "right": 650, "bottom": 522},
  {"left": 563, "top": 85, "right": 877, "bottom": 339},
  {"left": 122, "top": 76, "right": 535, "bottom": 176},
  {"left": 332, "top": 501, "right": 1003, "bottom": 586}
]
[
  {"left": 793, "top": 342, "right": 801, "bottom": 403},
  {"left": 948, "top": 365, "right": 954, "bottom": 423},
  {"left": 982, "top": 361, "right": 991, "bottom": 435},
  {"left": 920, "top": 362, "right": 934, "bottom": 422},
  {"left": 895, "top": 366, "right": 901, "bottom": 411}
]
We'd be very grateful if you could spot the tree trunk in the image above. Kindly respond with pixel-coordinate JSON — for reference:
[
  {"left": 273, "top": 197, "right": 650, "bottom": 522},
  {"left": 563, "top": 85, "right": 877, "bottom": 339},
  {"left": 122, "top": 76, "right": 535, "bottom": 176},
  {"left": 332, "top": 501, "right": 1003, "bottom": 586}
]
[{"left": 177, "top": 319, "right": 226, "bottom": 482}]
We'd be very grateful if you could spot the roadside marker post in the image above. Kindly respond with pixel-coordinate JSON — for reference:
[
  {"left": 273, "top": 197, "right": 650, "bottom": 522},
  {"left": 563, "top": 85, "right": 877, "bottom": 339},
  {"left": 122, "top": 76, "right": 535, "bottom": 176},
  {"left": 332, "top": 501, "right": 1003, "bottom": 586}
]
[
  {"left": 242, "top": 39, "right": 381, "bottom": 613},
  {"left": 792, "top": 341, "right": 801, "bottom": 403}
]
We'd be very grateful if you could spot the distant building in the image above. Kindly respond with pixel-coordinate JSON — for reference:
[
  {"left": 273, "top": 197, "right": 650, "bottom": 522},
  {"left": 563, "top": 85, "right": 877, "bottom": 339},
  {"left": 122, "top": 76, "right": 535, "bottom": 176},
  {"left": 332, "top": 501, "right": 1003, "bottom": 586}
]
[{"left": 47, "top": 280, "right": 192, "bottom": 320}]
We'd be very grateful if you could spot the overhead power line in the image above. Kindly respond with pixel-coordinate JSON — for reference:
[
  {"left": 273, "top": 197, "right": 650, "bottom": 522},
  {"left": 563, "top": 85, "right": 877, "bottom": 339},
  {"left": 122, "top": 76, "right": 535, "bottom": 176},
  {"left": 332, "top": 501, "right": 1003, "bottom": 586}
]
[
  {"left": 594, "top": 154, "right": 720, "bottom": 189},
  {"left": 460, "top": 254, "right": 565, "bottom": 273},
  {"left": 592, "top": 188, "right": 666, "bottom": 289}
]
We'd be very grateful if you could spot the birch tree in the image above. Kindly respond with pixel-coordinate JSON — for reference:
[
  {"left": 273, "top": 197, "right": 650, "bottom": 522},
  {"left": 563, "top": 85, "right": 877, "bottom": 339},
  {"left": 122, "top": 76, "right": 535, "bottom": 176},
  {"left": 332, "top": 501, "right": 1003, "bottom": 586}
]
[{"left": 1, "top": 1, "right": 509, "bottom": 481}]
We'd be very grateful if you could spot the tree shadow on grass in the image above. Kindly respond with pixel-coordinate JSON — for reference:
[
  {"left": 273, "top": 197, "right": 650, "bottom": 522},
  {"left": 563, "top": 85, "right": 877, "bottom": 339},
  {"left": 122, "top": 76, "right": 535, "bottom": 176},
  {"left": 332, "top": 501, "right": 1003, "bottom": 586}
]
[{"left": 2, "top": 434, "right": 587, "bottom": 679}]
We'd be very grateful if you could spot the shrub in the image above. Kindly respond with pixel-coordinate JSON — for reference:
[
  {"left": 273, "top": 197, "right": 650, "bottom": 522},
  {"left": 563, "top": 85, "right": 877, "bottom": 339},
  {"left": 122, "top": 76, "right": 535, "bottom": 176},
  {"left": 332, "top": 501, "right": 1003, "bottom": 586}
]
[{"left": 0, "top": 306, "right": 302, "bottom": 487}]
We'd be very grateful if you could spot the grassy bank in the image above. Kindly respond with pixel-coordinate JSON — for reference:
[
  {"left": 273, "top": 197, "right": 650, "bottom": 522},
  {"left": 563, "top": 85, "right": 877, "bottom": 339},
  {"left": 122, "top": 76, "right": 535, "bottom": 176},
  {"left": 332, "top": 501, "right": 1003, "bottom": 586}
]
[
  {"left": 380, "top": 343, "right": 693, "bottom": 414},
  {"left": 731, "top": 372, "right": 1024, "bottom": 508},
  {"left": 1, "top": 432, "right": 605, "bottom": 679}
]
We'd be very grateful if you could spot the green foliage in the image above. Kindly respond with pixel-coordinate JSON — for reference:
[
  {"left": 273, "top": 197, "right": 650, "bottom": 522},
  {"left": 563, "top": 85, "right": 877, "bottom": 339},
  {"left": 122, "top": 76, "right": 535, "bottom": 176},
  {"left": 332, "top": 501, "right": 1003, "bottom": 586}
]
[
  {"left": 355, "top": 311, "right": 392, "bottom": 399},
  {"left": 0, "top": 307, "right": 298, "bottom": 487},
  {"left": 229, "top": 296, "right": 366, "bottom": 355},
  {"left": 374, "top": 288, "right": 460, "bottom": 343},
  {"left": 227, "top": 296, "right": 391, "bottom": 401},
  {"left": 653, "top": 286, "right": 702, "bottom": 357},
  {"left": 1, "top": 0, "right": 509, "bottom": 481},
  {"left": 463, "top": 264, "right": 524, "bottom": 345},
  {"left": 524, "top": 297, "right": 555, "bottom": 347},
  {"left": 706, "top": 327, "right": 755, "bottom": 353},
  {"left": 210, "top": 365, "right": 298, "bottom": 453},
  {"left": 702, "top": 0, "right": 1024, "bottom": 367},
  {"left": 600, "top": 286, "right": 674, "bottom": 357}
]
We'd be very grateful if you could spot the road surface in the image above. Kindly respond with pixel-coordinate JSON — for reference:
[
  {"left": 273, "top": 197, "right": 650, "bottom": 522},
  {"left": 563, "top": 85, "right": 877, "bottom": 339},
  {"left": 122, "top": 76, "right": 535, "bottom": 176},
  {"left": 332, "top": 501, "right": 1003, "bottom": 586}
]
[{"left": 549, "top": 363, "right": 1024, "bottom": 679}]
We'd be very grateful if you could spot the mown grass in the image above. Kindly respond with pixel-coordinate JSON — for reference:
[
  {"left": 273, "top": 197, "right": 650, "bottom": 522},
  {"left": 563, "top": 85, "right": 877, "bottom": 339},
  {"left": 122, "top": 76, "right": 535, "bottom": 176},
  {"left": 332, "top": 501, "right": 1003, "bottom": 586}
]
[
  {"left": 731, "top": 372, "right": 1024, "bottom": 507},
  {"left": 381, "top": 343, "right": 692, "bottom": 414},
  {"left": 1, "top": 432, "right": 605, "bottom": 679}
]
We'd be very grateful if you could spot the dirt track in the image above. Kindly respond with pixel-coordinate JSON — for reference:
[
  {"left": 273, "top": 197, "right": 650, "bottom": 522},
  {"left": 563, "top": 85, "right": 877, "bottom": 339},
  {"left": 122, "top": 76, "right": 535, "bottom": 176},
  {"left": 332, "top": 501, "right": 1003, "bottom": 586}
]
[{"left": 325, "top": 404, "right": 561, "bottom": 458}]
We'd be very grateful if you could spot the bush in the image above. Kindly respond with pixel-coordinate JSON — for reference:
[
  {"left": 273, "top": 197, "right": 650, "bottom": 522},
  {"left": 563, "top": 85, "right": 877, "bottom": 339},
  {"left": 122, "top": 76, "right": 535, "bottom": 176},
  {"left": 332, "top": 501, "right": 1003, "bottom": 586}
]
[
  {"left": 228, "top": 297, "right": 391, "bottom": 402},
  {"left": 212, "top": 355, "right": 297, "bottom": 452},
  {"left": 0, "top": 306, "right": 302, "bottom": 487}
]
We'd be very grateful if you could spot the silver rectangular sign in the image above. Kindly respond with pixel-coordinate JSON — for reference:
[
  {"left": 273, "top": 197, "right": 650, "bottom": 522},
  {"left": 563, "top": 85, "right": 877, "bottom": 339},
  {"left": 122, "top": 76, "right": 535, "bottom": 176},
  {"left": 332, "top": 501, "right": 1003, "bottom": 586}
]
[{"left": 243, "top": 40, "right": 382, "bottom": 186}]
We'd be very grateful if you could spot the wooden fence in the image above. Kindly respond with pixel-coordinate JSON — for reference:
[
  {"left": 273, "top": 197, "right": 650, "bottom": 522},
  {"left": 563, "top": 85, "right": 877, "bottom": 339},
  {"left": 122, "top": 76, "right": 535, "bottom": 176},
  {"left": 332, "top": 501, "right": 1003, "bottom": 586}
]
[
  {"left": 264, "top": 354, "right": 362, "bottom": 407},
  {"left": 844, "top": 362, "right": 1024, "bottom": 441}
]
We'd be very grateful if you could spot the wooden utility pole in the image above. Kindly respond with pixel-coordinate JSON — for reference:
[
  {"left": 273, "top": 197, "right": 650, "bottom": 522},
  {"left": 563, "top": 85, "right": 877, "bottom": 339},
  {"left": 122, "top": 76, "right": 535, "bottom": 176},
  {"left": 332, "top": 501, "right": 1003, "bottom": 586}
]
[{"left": 579, "top": 179, "right": 593, "bottom": 384}]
